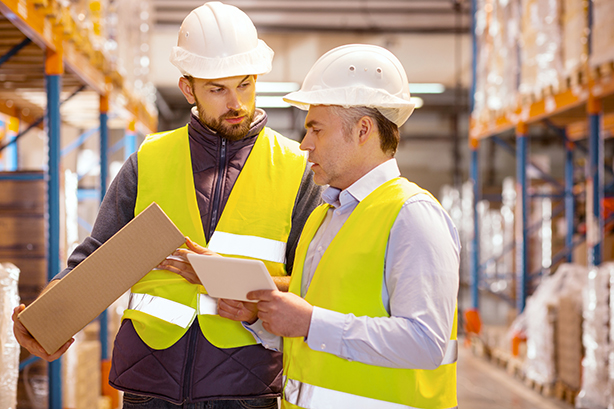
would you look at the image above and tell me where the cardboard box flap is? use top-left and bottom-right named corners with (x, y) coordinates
top-left (18, 202), bottom-right (185, 355)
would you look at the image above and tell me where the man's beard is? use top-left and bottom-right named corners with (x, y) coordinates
top-left (194, 97), bottom-right (256, 141)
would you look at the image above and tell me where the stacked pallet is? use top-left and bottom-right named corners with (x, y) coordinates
top-left (0, 172), bottom-right (47, 306)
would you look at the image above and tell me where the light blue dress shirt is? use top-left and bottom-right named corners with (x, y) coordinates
top-left (248, 159), bottom-right (460, 370)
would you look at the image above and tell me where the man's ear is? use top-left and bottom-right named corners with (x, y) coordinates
top-left (356, 116), bottom-right (375, 146)
top-left (178, 77), bottom-right (196, 105)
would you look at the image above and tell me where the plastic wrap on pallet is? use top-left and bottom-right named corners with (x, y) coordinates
top-left (63, 327), bottom-right (101, 409)
top-left (519, 0), bottom-right (564, 96)
top-left (523, 263), bottom-right (587, 386)
top-left (576, 264), bottom-right (610, 409)
top-left (590, 0), bottom-right (614, 68)
top-left (608, 264), bottom-right (614, 408)
top-left (562, 0), bottom-right (587, 76)
top-left (0, 263), bottom-right (21, 409)
top-left (473, 0), bottom-right (520, 119)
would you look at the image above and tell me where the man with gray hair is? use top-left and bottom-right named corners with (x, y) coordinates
top-left (221, 44), bottom-right (460, 409)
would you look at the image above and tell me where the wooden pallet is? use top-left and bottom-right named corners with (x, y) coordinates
top-left (554, 381), bottom-right (579, 406)
top-left (524, 377), bottom-right (554, 398)
top-left (592, 61), bottom-right (614, 82)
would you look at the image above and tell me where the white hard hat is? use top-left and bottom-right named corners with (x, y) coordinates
top-left (283, 44), bottom-right (415, 127)
top-left (169, 1), bottom-right (274, 79)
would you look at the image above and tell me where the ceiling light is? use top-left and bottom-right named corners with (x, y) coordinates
top-left (256, 96), bottom-right (291, 108)
top-left (256, 82), bottom-right (300, 94)
top-left (410, 97), bottom-right (424, 109)
top-left (409, 83), bottom-right (445, 94)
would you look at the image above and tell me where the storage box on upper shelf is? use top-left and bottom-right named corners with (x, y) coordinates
top-left (590, 0), bottom-right (614, 69)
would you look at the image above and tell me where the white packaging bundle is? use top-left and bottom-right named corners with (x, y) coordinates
top-left (608, 263), bottom-right (614, 408)
top-left (576, 264), bottom-right (610, 409)
top-left (524, 263), bottom-right (587, 385)
top-left (519, 0), bottom-right (564, 96)
top-left (590, 0), bottom-right (614, 68)
top-left (0, 263), bottom-right (21, 409)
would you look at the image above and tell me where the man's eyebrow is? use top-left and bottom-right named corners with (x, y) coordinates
top-left (204, 75), bottom-right (251, 88)
top-left (305, 119), bottom-right (322, 129)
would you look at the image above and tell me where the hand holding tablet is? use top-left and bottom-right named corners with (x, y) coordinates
top-left (186, 253), bottom-right (277, 302)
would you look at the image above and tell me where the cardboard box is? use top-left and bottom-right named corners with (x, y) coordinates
top-left (0, 172), bottom-right (46, 214)
top-left (18, 203), bottom-right (184, 355)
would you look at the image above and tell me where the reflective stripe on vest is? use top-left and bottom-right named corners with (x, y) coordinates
top-left (199, 293), bottom-right (218, 315)
top-left (208, 231), bottom-right (286, 264)
top-left (284, 378), bottom-right (458, 409)
top-left (129, 293), bottom-right (196, 329)
top-left (128, 293), bottom-right (221, 326)
top-left (442, 340), bottom-right (458, 365)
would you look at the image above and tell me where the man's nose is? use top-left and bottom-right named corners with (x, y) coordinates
top-left (226, 91), bottom-right (242, 111)
top-left (299, 134), bottom-right (312, 151)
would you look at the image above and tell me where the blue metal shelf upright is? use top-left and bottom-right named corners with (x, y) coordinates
top-left (0, 1), bottom-right (157, 408)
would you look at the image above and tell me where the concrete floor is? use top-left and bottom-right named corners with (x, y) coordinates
top-left (458, 341), bottom-right (574, 409)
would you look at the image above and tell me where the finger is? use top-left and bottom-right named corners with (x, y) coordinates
top-left (219, 298), bottom-right (242, 308)
top-left (186, 237), bottom-right (207, 254)
top-left (247, 289), bottom-right (275, 301)
top-left (46, 338), bottom-right (75, 362)
top-left (12, 304), bottom-right (25, 322)
top-left (218, 299), bottom-right (240, 314)
top-left (158, 257), bottom-right (190, 269)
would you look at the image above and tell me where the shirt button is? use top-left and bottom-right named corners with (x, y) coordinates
top-left (320, 343), bottom-right (326, 350)
top-left (257, 330), bottom-right (263, 335)
top-left (317, 246), bottom-right (322, 252)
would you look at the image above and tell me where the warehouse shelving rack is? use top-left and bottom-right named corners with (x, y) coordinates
top-left (468, 0), bottom-right (614, 317)
top-left (0, 1), bottom-right (156, 408)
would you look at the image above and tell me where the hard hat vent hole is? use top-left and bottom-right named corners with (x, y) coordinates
top-left (376, 67), bottom-right (383, 78)
top-left (349, 65), bottom-right (355, 71)
top-left (185, 32), bottom-right (189, 37)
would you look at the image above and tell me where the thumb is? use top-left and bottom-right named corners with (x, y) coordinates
top-left (247, 290), bottom-right (274, 301)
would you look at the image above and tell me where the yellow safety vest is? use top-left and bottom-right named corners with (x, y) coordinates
top-left (283, 178), bottom-right (458, 409)
top-left (122, 125), bottom-right (307, 350)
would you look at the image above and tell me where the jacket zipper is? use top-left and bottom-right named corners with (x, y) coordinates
top-left (209, 137), bottom-right (227, 239)
top-left (182, 324), bottom-right (198, 402)
top-left (184, 137), bottom-right (226, 401)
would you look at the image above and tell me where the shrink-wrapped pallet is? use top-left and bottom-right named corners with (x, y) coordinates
top-left (576, 264), bottom-right (610, 409)
top-left (609, 264), bottom-right (614, 408)
top-left (523, 264), bottom-right (586, 386)
top-left (562, 0), bottom-right (587, 77)
top-left (590, 0), bottom-right (614, 68)
top-left (0, 263), bottom-right (21, 409)
top-left (473, 0), bottom-right (520, 118)
top-left (519, 0), bottom-right (564, 97)
top-left (63, 334), bottom-right (102, 409)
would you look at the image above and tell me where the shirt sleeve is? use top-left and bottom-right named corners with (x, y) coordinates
top-left (306, 194), bottom-right (460, 369)
top-left (243, 320), bottom-right (283, 352)
top-left (54, 153), bottom-right (139, 280)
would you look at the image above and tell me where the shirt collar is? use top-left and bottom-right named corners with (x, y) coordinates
top-left (321, 158), bottom-right (401, 208)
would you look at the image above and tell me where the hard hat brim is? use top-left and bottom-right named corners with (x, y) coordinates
top-left (170, 39), bottom-right (274, 79)
top-left (283, 86), bottom-right (415, 127)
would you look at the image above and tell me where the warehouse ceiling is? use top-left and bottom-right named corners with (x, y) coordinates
top-left (150, 0), bottom-right (473, 133)
top-left (151, 0), bottom-right (471, 34)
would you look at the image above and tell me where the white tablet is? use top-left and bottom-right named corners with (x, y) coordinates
top-left (186, 253), bottom-right (277, 302)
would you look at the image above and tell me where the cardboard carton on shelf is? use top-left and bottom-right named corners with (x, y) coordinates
top-left (18, 203), bottom-right (185, 355)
